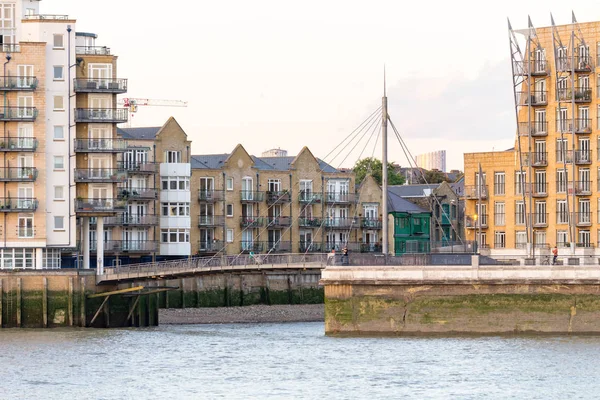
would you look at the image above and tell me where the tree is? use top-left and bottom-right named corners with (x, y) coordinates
top-left (353, 157), bottom-right (405, 186)
top-left (418, 169), bottom-right (452, 184)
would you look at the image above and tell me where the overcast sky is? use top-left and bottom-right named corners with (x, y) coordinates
top-left (45, 0), bottom-right (600, 171)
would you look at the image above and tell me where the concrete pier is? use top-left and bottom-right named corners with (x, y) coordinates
top-left (321, 264), bottom-right (600, 335)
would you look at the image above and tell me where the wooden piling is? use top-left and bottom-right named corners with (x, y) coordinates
top-left (42, 277), bottom-right (48, 328)
top-left (16, 278), bottom-right (21, 327)
top-left (80, 277), bottom-right (86, 327)
top-left (68, 277), bottom-right (73, 326)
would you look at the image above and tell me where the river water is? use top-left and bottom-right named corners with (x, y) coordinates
top-left (1, 322), bottom-right (599, 399)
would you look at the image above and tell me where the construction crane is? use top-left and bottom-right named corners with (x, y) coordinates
top-left (117, 97), bottom-right (188, 127)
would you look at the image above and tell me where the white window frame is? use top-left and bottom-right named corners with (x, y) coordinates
top-left (54, 216), bottom-right (65, 231)
top-left (226, 229), bottom-right (234, 243)
top-left (53, 156), bottom-right (64, 170)
top-left (226, 204), bottom-right (233, 217)
top-left (54, 186), bottom-right (64, 200)
top-left (53, 125), bottom-right (65, 140)
top-left (53, 34), bottom-right (64, 49)
top-left (53, 95), bottom-right (64, 111)
top-left (164, 150), bottom-right (181, 163)
top-left (53, 65), bottom-right (64, 81)
top-left (226, 177), bottom-right (233, 191)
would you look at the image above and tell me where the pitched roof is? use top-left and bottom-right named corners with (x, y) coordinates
top-left (191, 152), bottom-right (339, 172)
top-left (388, 184), bottom-right (439, 198)
top-left (117, 126), bottom-right (161, 140)
top-left (191, 154), bottom-right (229, 169)
top-left (387, 188), bottom-right (429, 213)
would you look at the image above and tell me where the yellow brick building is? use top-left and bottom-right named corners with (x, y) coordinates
top-left (464, 17), bottom-right (600, 256)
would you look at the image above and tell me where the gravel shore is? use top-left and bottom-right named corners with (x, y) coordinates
top-left (159, 304), bottom-right (325, 324)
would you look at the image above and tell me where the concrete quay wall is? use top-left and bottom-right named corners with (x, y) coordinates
top-left (321, 265), bottom-right (600, 335)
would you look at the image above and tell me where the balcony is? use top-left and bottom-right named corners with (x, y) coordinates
top-left (574, 212), bottom-right (592, 227)
top-left (90, 240), bottom-right (158, 253)
top-left (360, 243), bottom-right (383, 253)
top-left (531, 213), bottom-right (548, 228)
top-left (73, 78), bottom-right (127, 94)
top-left (555, 150), bottom-right (573, 164)
top-left (298, 217), bottom-right (322, 228)
top-left (120, 162), bottom-right (158, 174)
top-left (0, 167), bottom-right (37, 181)
top-left (323, 192), bottom-right (358, 204)
top-left (75, 198), bottom-right (126, 213)
top-left (0, 137), bottom-right (37, 152)
top-left (116, 187), bottom-right (158, 200)
top-left (360, 218), bottom-right (382, 229)
top-left (574, 150), bottom-right (592, 165)
top-left (266, 190), bottom-right (291, 204)
top-left (0, 76), bottom-right (37, 91)
top-left (531, 183), bottom-right (548, 198)
top-left (198, 215), bottom-right (225, 227)
top-left (574, 88), bottom-right (592, 103)
top-left (518, 121), bottom-right (547, 137)
top-left (0, 198), bottom-right (38, 212)
top-left (240, 216), bottom-right (265, 228)
top-left (299, 242), bottom-right (324, 253)
top-left (524, 152), bottom-right (547, 167)
top-left (75, 108), bottom-right (128, 123)
top-left (198, 190), bottom-right (224, 202)
top-left (266, 216), bottom-right (291, 228)
top-left (555, 120), bottom-right (574, 134)
top-left (103, 214), bottom-right (158, 226)
top-left (74, 138), bottom-right (127, 153)
top-left (572, 181), bottom-right (592, 196)
top-left (465, 215), bottom-right (488, 229)
top-left (575, 56), bottom-right (594, 72)
top-left (240, 191), bottom-right (264, 203)
top-left (198, 240), bottom-right (223, 253)
top-left (76, 46), bottom-right (110, 55)
top-left (74, 168), bottom-right (127, 183)
top-left (240, 242), bottom-right (264, 253)
top-left (0, 107), bottom-right (37, 122)
top-left (254, 241), bottom-right (292, 253)
top-left (464, 185), bottom-right (488, 199)
top-left (324, 217), bottom-right (360, 229)
top-left (520, 90), bottom-right (547, 106)
top-left (575, 118), bottom-right (592, 134)
top-left (512, 59), bottom-right (549, 76)
top-left (299, 192), bottom-right (322, 204)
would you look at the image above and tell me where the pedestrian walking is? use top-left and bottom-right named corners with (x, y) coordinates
top-left (342, 246), bottom-right (349, 265)
top-left (552, 245), bottom-right (558, 265)
top-left (327, 248), bottom-right (336, 265)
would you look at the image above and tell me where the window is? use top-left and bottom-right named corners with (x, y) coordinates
top-left (18, 214), bottom-right (34, 238)
top-left (494, 172), bottom-right (505, 195)
top-left (515, 171), bottom-right (526, 195)
top-left (53, 125), bottom-right (64, 140)
top-left (556, 169), bottom-right (567, 193)
top-left (54, 216), bottom-right (64, 230)
top-left (515, 231), bottom-right (527, 249)
top-left (160, 202), bottom-right (190, 217)
top-left (494, 202), bottom-right (505, 226)
top-left (160, 176), bottom-right (190, 191)
top-left (160, 228), bottom-right (190, 243)
top-left (226, 204), bottom-right (233, 217)
top-left (226, 177), bottom-right (233, 191)
top-left (53, 96), bottom-right (64, 111)
top-left (535, 201), bottom-right (547, 225)
top-left (53, 34), bottom-right (64, 49)
top-left (557, 231), bottom-right (568, 248)
top-left (54, 186), bottom-right (64, 200)
top-left (42, 249), bottom-right (61, 269)
top-left (494, 231), bottom-right (506, 249)
top-left (534, 231), bottom-right (547, 248)
top-left (53, 156), bottom-right (64, 170)
top-left (534, 170), bottom-right (546, 195)
top-left (578, 230), bottom-right (591, 247)
top-left (226, 229), bottom-right (234, 243)
top-left (268, 179), bottom-right (281, 192)
top-left (53, 66), bottom-right (64, 80)
top-left (164, 150), bottom-right (181, 163)
top-left (515, 201), bottom-right (525, 225)
top-left (558, 200), bottom-right (569, 224)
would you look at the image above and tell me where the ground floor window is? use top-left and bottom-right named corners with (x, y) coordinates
top-left (43, 249), bottom-right (61, 269)
top-left (0, 248), bottom-right (35, 269)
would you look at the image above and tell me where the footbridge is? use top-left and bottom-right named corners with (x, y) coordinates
top-left (96, 253), bottom-right (329, 284)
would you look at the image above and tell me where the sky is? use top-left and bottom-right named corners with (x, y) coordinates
top-left (43, 0), bottom-right (600, 171)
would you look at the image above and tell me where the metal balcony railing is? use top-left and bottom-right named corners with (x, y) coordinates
top-left (23, 14), bottom-right (69, 20)
top-left (555, 212), bottom-right (570, 225)
top-left (518, 121), bottom-right (548, 137)
top-left (198, 215), bottom-right (225, 226)
top-left (198, 240), bottom-right (223, 253)
top-left (519, 90), bottom-right (547, 106)
top-left (557, 87), bottom-right (592, 102)
top-left (240, 191), bottom-right (264, 202)
top-left (531, 213), bottom-right (548, 227)
top-left (298, 217), bottom-right (322, 228)
top-left (298, 192), bottom-right (322, 203)
top-left (75, 198), bottom-right (126, 213)
top-left (0, 198), bottom-right (37, 212)
top-left (512, 59), bottom-right (549, 76)
top-left (573, 211), bottom-right (592, 226)
top-left (572, 181), bottom-right (592, 195)
top-left (74, 138), bottom-right (127, 152)
top-left (89, 240), bottom-right (158, 253)
top-left (574, 150), bottom-right (592, 164)
top-left (252, 241), bottom-right (292, 253)
top-left (0, 107), bottom-right (37, 121)
top-left (73, 78), bottom-right (127, 93)
top-left (360, 218), bottom-right (382, 229)
top-left (76, 46), bottom-right (110, 55)
top-left (531, 183), bottom-right (548, 197)
top-left (0, 44), bottom-right (19, 53)
top-left (555, 149), bottom-right (573, 164)
top-left (17, 227), bottom-right (34, 238)
top-left (102, 214), bottom-right (158, 226)
top-left (266, 191), bottom-right (291, 204)
top-left (575, 118), bottom-right (592, 134)
top-left (240, 216), bottom-right (265, 227)
top-left (360, 243), bottom-right (383, 253)
top-left (198, 190), bottom-right (224, 202)
top-left (75, 108), bottom-right (128, 123)
top-left (0, 76), bottom-right (37, 90)
top-left (119, 162), bottom-right (158, 174)
top-left (575, 56), bottom-right (594, 72)
top-left (0, 167), bottom-right (37, 181)
top-left (240, 241), bottom-right (264, 253)
top-left (524, 152), bottom-right (547, 167)
top-left (464, 185), bottom-right (488, 199)
top-left (465, 215), bottom-right (488, 229)
top-left (324, 217), bottom-right (360, 229)
top-left (74, 168), bottom-right (127, 183)
top-left (266, 216), bottom-right (291, 227)
top-left (0, 137), bottom-right (37, 151)
top-left (323, 192), bottom-right (357, 204)
top-left (299, 242), bottom-right (324, 253)
top-left (116, 187), bottom-right (158, 200)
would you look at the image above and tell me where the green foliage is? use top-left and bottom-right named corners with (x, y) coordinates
top-left (418, 169), bottom-right (453, 184)
top-left (353, 157), bottom-right (405, 186)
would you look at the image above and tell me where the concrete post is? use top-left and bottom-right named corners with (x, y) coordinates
top-left (83, 217), bottom-right (90, 269)
top-left (97, 216), bottom-right (104, 275)
top-left (35, 248), bottom-right (43, 270)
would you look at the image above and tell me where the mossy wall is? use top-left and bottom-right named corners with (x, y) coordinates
top-left (325, 283), bottom-right (600, 335)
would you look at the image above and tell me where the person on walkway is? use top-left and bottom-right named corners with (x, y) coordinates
top-left (342, 247), bottom-right (349, 265)
top-left (552, 245), bottom-right (558, 265)
top-left (327, 248), bottom-right (336, 265)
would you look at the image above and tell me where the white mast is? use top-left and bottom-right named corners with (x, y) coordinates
top-left (382, 67), bottom-right (389, 255)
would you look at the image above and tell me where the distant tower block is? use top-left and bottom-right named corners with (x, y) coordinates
top-left (262, 148), bottom-right (288, 157)
top-left (415, 150), bottom-right (446, 172)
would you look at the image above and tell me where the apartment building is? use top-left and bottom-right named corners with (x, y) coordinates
top-left (415, 150), bottom-right (446, 172)
top-left (190, 145), bottom-right (384, 256)
top-left (464, 17), bottom-right (600, 256)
